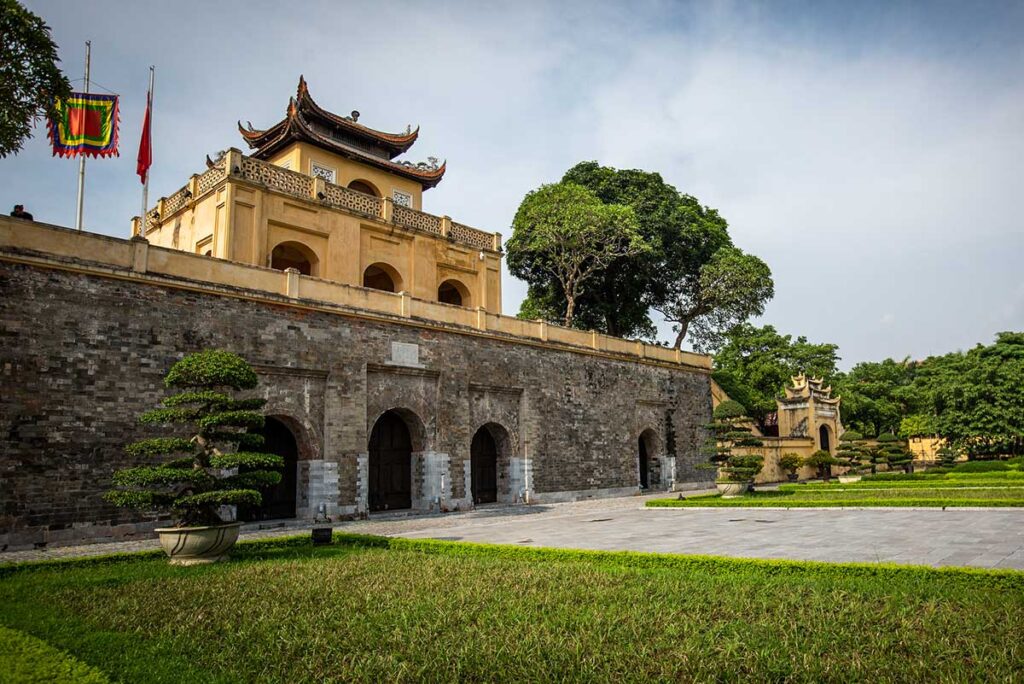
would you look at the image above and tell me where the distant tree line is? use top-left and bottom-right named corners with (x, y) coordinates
top-left (712, 326), bottom-right (1024, 460)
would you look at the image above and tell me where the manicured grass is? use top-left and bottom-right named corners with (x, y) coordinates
top-left (2, 534), bottom-right (1023, 682)
top-left (648, 468), bottom-right (1024, 508)
top-left (0, 624), bottom-right (109, 683)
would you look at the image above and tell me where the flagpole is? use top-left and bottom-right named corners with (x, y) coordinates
top-left (74, 41), bottom-right (91, 232)
top-left (140, 66), bottom-right (154, 237)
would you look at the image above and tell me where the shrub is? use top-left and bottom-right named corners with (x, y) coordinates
top-left (876, 433), bottom-right (913, 473)
top-left (804, 450), bottom-right (839, 481)
top-left (105, 350), bottom-right (284, 526)
top-left (953, 461), bottom-right (1010, 473)
top-left (702, 401), bottom-right (764, 483)
top-left (837, 430), bottom-right (869, 475)
top-left (779, 453), bottom-right (802, 475)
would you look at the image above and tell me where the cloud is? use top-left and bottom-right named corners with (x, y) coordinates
top-left (5, 0), bottom-right (1022, 368)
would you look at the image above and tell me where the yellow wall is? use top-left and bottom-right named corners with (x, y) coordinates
top-left (0, 217), bottom-right (713, 374)
top-left (270, 142), bottom-right (425, 210)
top-left (144, 149), bottom-right (502, 314)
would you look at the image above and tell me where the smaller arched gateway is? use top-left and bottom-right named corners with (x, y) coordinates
top-left (239, 416), bottom-right (300, 521)
top-left (638, 428), bottom-right (660, 490)
top-left (469, 423), bottom-right (513, 505)
top-left (819, 424), bottom-right (832, 453)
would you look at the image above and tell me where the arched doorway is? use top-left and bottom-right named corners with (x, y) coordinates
top-left (348, 179), bottom-right (380, 196)
top-left (369, 410), bottom-right (413, 511)
top-left (471, 427), bottom-right (498, 504)
top-left (270, 241), bottom-right (318, 276)
top-left (639, 429), bottom-right (663, 489)
top-left (437, 279), bottom-right (471, 307)
top-left (638, 435), bottom-right (649, 489)
top-left (819, 425), bottom-right (831, 453)
top-left (363, 263), bottom-right (402, 293)
top-left (239, 416), bottom-right (298, 521)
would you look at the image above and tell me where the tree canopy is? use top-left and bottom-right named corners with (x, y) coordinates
top-left (505, 182), bottom-right (646, 327)
top-left (711, 323), bottom-right (840, 429)
top-left (0, 0), bottom-right (71, 158)
top-left (509, 162), bottom-right (771, 347)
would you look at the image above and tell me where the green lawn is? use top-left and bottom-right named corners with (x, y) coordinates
top-left (2, 535), bottom-right (1023, 682)
top-left (649, 467), bottom-right (1024, 508)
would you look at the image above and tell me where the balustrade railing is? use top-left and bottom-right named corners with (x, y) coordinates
top-left (143, 151), bottom-right (500, 252)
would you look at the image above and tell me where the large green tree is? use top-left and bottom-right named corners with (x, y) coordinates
top-left (0, 0), bottom-right (70, 158)
top-left (515, 162), bottom-right (756, 342)
top-left (505, 182), bottom-right (646, 327)
top-left (924, 332), bottom-right (1024, 457)
top-left (712, 323), bottom-right (840, 429)
top-left (832, 358), bottom-right (924, 437)
top-left (654, 246), bottom-right (774, 351)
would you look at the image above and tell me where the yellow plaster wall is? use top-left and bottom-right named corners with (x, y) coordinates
top-left (288, 142), bottom-right (424, 210)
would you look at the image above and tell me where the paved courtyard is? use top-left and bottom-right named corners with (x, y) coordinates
top-left (3, 494), bottom-right (1023, 569)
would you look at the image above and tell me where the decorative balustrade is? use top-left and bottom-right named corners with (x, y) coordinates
top-left (161, 186), bottom-right (192, 217)
top-left (393, 204), bottom-right (442, 236)
top-left (450, 221), bottom-right (495, 251)
top-left (144, 151), bottom-right (500, 252)
top-left (322, 182), bottom-right (382, 218)
top-left (196, 163), bottom-right (225, 195)
top-left (238, 156), bottom-right (314, 197)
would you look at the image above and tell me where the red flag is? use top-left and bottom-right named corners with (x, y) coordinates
top-left (136, 92), bottom-right (152, 184)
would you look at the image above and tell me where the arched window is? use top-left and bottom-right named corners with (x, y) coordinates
top-left (819, 425), bottom-right (831, 453)
top-left (437, 279), bottom-right (471, 307)
top-left (363, 263), bottom-right (403, 292)
top-left (270, 241), bottom-right (319, 277)
top-left (348, 179), bottom-right (380, 197)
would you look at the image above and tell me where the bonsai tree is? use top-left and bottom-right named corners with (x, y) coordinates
top-left (105, 350), bottom-right (284, 527)
top-left (702, 400), bottom-right (765, 484)
top-left (877, 433), bottom-right (913, 474)
top-left (836, 430), bottom-right (869, 476)
top-left (804, 449), bottom-right (839, 482)
top-left (778, 453), bottom-right (802, 481)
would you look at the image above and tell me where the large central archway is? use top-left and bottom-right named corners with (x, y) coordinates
top-left (368, 410), bottom-right (413, 511)
top-left (239, 416), bottom-right (298, 521)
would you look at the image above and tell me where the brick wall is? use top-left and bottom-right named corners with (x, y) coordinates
top-left (0, 259), bottom-right (712, 549)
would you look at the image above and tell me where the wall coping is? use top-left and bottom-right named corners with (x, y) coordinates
top-left (0, 217), bottom-right (712, 373)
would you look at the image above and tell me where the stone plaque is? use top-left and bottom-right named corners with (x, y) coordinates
top-left (390, 341), bottom-right (421, 367)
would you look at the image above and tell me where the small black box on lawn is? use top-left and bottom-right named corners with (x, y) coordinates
top-left (311, 527), bottom-right (333, 545)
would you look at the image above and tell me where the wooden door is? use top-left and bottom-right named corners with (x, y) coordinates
top-left (369, 411), bottom-right (412, 511)
top-left (471, 428), bottom-right (498, 504)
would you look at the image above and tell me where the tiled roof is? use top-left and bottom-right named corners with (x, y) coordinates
top-left (238, 76), bottom-right (445, 189)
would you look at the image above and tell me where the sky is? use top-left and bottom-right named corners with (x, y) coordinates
top-left (4, 0), bottom-right (1023, 368)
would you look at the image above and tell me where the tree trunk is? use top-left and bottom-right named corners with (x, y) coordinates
top-left (672, 319), bottom-right (690, 350)
top-left (564, 296), bottom-right (576, 327)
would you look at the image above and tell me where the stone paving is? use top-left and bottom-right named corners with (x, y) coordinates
top-left (3, 493), bottom-right (1023, 569)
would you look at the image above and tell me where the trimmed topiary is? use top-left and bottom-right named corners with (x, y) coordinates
top-left (105, 350), bottom-right (283, 526)
top-left (804, 449), bottom-right (839, 482)
top-left (877, 433), bottom-right (913, 474)
top-left (779, 452), bottom-right (802, 475)
top-left (702, 401), bottom-right (764, 483)
top-left (837, 430), bottom-right (869, 475)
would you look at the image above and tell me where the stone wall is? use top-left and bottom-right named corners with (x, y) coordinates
top-left (0, 255), bottom-right (712, 550)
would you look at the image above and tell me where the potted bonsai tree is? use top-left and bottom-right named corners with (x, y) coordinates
top-left (877, 433), bottom-right (913, 473)
top-left (836, 430), bottom-right (868, 483)
top-left (105, 349), bottom-right (284, 565)
top-left (703, 400), bottom-right (765, 497)
top-left (804, 449), bottom-right (839, 482)
top-left (779, 453), bottom-right (802, 482)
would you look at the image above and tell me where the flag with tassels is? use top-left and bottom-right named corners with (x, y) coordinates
top-left (48, 92), bottom-right (120, 158)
